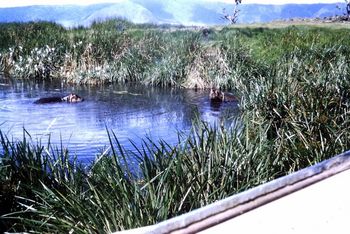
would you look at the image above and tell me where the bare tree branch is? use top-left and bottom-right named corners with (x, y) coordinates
top-left (222, 0), bottom-right (242, 24)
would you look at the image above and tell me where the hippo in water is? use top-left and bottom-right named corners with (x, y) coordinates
top-left (209, 88), bottom-right (237, 103)
top-left (34, 93), bottom-right (84, 104)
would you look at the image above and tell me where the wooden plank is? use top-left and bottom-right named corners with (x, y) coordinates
top-left (201, 169), bottom-right (350, 234)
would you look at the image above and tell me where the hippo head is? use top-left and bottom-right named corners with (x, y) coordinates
top-left (62, 93), bottom-right (84, 103)
top-left (209, 88), bottom-right (223, 102)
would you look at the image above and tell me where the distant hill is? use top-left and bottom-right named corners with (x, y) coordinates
top-left (0, 1), bottom-right (346, 27)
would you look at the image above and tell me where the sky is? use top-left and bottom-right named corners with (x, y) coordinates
top-left (0, 0), bottom-right (342, 8)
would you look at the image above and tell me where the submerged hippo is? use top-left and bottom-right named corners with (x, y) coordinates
top-left (34, 93), bottom-right (84, 104)
top-left (209, 88), bottom-right (237, 103)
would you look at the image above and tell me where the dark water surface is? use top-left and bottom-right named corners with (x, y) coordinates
top-left (0, 79), bottom-right (238, 163)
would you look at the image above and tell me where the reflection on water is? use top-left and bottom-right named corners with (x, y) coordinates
top-left (0, 79), bottom-right (239, 163)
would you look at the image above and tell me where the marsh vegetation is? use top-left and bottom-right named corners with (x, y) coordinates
top-left (1, 19), bottom-right (350, 232)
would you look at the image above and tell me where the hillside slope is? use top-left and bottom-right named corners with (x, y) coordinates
top-left (0, 1), bottom-right (345, 27)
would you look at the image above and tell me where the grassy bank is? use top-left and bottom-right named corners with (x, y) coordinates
top-left (1, 20), bottom-right (350, 232)
top-left (1, 19), bottom-right (350, 88)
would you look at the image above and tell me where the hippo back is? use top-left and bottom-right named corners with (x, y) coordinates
top-left (223, 92), bottom-right (237, 102)
top-left (34, 93), bottom-right (84, 104)
top-left (34, 97), bottom-right (63, 104)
